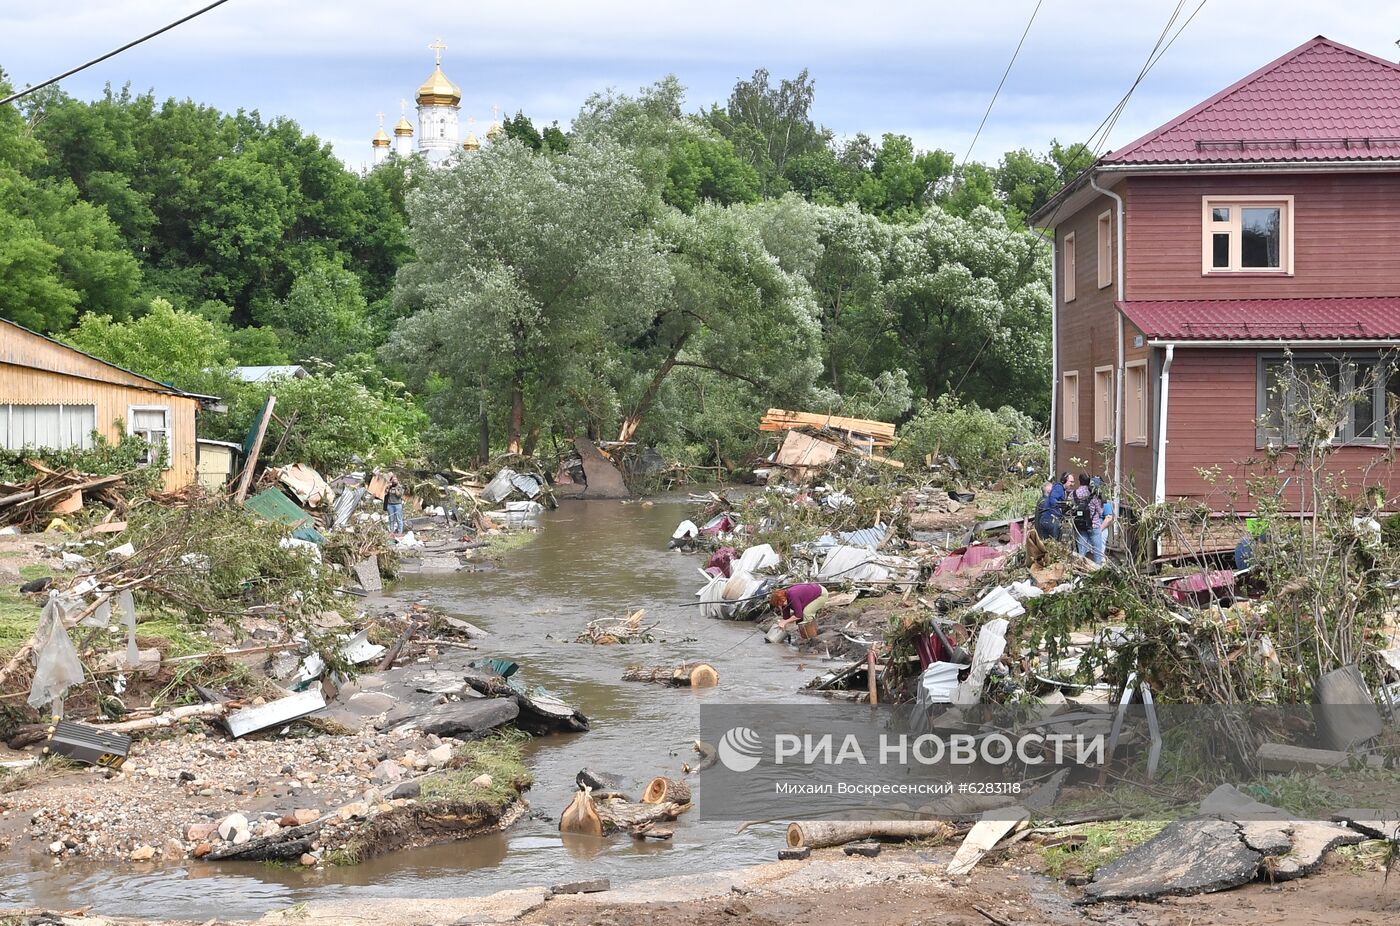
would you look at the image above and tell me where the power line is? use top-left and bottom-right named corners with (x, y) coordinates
top-left (959, 0), bottom-right (1045, 169)
top-left (0, 0), bottom-right (236, 107)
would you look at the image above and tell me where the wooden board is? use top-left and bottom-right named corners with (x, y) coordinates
top-left (760, 408), bottom-right (896, 445)
top-left (946, 807), bottom-right (1029, 876)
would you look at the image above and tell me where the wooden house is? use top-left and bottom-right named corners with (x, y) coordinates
top-left (0, 318), bottom-right (216, 490)
top-left (1032, 36), bottom-right (1400, 529)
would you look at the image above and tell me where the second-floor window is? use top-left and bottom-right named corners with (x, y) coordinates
top-left (1202, 196), bottom-right (1293, 274)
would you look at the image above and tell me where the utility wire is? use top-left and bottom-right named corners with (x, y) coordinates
top-left (959, 0), bottom-right (1045, 169)
top-left (949, 0), bottom-right (1209, 397)
top-left (0, 0), bottom-right (235, 107)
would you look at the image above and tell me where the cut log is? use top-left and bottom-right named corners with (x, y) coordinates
top-left (785, 819), bottom-right (955, 850)
top-left (94, 702), bottom-right (227, 734)
top-left (560, 788), bottom-right (604, 837)
top-left (621, 662), bottom-right (719, 688)
top-left (642, 776), bottom-right (691, 805)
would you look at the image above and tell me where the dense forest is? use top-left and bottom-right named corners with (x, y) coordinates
top-left (0, 66), bottom-right (1089, 471)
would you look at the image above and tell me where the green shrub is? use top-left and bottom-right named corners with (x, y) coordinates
top-left (895, 395), bottom-right (1043, 482)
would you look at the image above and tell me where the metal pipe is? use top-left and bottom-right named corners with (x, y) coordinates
top-left (1033, 227), bottom-right (1059, 475)
top-left (1090, 174), bottom-right (1126, 531)
top-left (1155, 344), bottom-right (1175, 504)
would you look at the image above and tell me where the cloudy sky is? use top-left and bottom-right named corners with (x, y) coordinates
top-left (1, 1), bottom-right (1396, 169)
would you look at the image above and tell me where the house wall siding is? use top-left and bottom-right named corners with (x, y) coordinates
top-left (1163, 347), bottom-right (1395, 508)
top-left (0, 365), bottom-right (198, 490)
top-left (1055, 186), bottom-right (1127, 480)
top-left (1125, 172), bottom-right (1400, 300)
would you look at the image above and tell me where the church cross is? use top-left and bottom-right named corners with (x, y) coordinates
top-left (429, 38), bottom-right (447, 64)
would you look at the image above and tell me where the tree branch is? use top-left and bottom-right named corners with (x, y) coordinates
top-left (672, 360), bottom-right (765, 389)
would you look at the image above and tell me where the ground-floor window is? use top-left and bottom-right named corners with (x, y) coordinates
top-left (1257, 352), bottom-right (1397, 446)
top-left (128, 405), bottom-right (171, 467)
top-left (0, 404), bottom-right (96, 451)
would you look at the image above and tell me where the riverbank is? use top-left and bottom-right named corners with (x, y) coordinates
top-left (7, 842), bottom-right (1395, 925)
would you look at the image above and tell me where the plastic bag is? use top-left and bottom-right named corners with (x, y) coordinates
top-left (28, 593), bottom-right (85, 711)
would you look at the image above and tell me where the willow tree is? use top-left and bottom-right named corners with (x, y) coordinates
top-left (390, 138), bottom-right (668, 456)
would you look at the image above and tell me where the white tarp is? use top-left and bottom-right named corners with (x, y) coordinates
top-left (818, 545), bottom-right (917, 585)
top-left (953, 618), bottom-right (1009, 706)
top-left (736, 543), bottom-right (779, 574)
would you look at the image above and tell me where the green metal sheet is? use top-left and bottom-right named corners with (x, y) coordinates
top-left (244, 487), bottom-right (324, 544)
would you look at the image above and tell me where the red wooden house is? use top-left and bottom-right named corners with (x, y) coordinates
top-left (1032, 36), bottom-right (1400, 531)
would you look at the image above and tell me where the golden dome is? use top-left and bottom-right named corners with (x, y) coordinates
top-left (485, 119), bottom-right (504, 141)
top-left (394, 115), bottom-right (413, 137)
top-left (462, 132), bottom-right (480, 151)
top-left (372, 127), bottom-right (391, 147)
top-left (416, 65), bottom-right (461, 106)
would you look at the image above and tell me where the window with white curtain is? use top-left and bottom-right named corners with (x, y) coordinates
top-left (128, 406), bottom-right (171, 467)
top-left (0, 405), bottom-right (96, 451)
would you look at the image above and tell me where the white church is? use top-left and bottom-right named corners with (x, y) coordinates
top-left (371, 39), bottom-right (503, 166)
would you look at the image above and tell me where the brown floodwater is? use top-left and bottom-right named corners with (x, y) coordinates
top-left (0, 497), bottom-right (817, 919)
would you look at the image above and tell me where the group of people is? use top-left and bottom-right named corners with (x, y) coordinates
top-left (1034, 471), bottom-right (1115, 564)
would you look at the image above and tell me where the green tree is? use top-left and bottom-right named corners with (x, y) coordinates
top-left (995, 140), bottom-right (1094, 225)
top-left (390, 138), bottom-right (669, 456)
top-left (707, 68), bottom-right (828, 196)
top-left (502, 111), bottom-right (544, 150)
top-left (258, 257), bottom-right (373, 363)
top-left (64, 298), bottom-right (235, 395)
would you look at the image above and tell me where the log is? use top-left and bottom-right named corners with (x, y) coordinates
top-left (642, 776), bottom-right (691, 805)
top-left (560, 787), bottom-right (690, 836)
top-left (94, 702), bottom-right (227, 733)
top-left (785, 820), bottom-right (955, 850)
top-left (621, 662), bottom-right (719, 688)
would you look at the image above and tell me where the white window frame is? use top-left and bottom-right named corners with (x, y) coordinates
top-left (1063, 232), bottom-right (1077, 302)
top-left (127, 405), bottom-right (172, 469)
top-left (1201, 195), bottom-right (1294, 275)
top-left (1097, 210), bottom-right (1113, 289)
top-left (1124, 360), bottom-right (1149, 445)
top-left (1093, 366), bottom-right (1114, 443)
top-left (1062, 371), bottom-right (1080, 442)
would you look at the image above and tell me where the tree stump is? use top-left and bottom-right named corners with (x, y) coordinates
top-left (559, 786), bottom-right (690, 836)
top-left (642, 776), bottom-right (691, 805)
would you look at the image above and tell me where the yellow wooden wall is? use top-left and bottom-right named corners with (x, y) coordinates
top-left (0, 364), bottom-right (199, 490)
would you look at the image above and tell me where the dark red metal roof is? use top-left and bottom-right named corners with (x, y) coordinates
top-left (1105, 37), bottom-right (1400, 165)
top-left (1117, 297), bottom-right (1400, 341)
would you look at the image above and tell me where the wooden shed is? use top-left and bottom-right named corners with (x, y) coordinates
top-left (0, 318), bottom-right (215, 490)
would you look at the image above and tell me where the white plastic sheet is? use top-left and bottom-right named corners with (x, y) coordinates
top-left (28, 594), bottom-right (84, 710)
top-left (736, 543), bottom-right (779, 574)
top-left (672, 519), bottom-right (699, 541)
top-left (953, 618), bottom-right (1009, 706)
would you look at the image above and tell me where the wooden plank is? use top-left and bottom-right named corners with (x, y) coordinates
top-left (1256, 742), bottom-right (1386, 773)
top-left (760, 408), bottom-right (896, 442)
top-left (233, 395), bottom-right (276, 504)
top-left (947, 807), bottom-right (1029, 876)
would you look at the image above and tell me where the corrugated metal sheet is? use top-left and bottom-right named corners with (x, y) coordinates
top-left (1118, 297), bottom-right (1400, 341)
top-left (1106, 37), bottom-right (1400, 165)
top-left (244, 487), bottom-right (324, 544)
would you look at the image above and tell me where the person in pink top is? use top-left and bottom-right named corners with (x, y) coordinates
top-left (705, 547), bottom-right (737, 578)
top-left (770, 583), bottom-right (829, 631)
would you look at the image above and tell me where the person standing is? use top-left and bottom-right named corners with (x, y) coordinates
top-left (384, 472), bottom-right (405, 535)
top-left (1071, 473), bottom-right (1106, 563)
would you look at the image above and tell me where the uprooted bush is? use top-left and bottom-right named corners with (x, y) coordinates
top-left (94, 496), bottom-right (354, 670)
top-left (895, 395), bottom-right (1045, 483)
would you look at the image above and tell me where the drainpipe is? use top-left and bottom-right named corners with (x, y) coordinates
top-left (1033, 227), bottom-right (1058, 476)
top-left (1090, 174), bottom-right (1125, 530)
top-left (1154, 344), bottom-right (1175, 504)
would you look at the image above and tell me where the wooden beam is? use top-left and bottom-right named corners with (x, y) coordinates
top-left (233, 395), bottom-right (276, 504)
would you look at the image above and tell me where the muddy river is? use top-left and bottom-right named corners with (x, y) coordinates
top-left (2, 496), bottom-right (818, 918)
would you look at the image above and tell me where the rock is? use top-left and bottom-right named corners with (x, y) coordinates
top-left (218, 813), bottom-right (249, 841)
top-left (162, 838), bottom-right (185, 861)
top-left (337, 802), bottom-right (369, 820)
top-left (427, 744), bottom-right (455, 767)
top-left (552, 878), bottom-right (610, 894)
top-left (387, 780), bottom-right (421, 800)
top-left (185, 823), bottom-right (217, 842)
top-left (256, 820), bottom-right (282, 838)
top-left (372, 760), bottom-right (407, 783)
top-left (843, 841), bottom-right (882, 857)
top-left (129, 845), bottom-right (156, 861)
top-left (48, 840), bottom-right (64, 856)
top-left (470, 773), bottom-right (493, 789)
top-left (292, 808), bottom-right (320, 825)
top-left (778, 847), bottom-right (811, 861)
top-left (232, 830), bottom-right (252, 845)
top-left (1081, 818), bottom-right (1261, 903)
top-left (299, 853), bottom-right (317, 866)
top-left (192, 842), bottom-right (213, 858)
